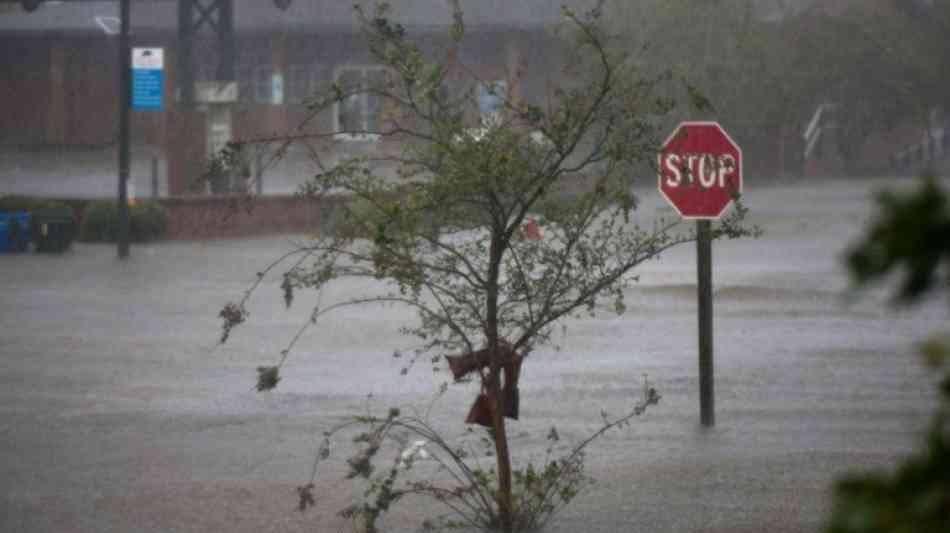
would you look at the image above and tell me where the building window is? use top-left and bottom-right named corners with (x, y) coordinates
top-left (478, 80), bottom-right (507, 127)
top-left (334, 66), bottom-right (385, 141)
top-left (254, 65), bottom-right (283, 104)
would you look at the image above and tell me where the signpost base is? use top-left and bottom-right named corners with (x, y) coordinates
top-left (697, 220), bottom-right (714, 427)
top-left (117, 0), bottom-right (130, 259)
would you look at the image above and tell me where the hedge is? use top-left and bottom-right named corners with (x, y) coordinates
top-left (0, 195), bottom-right (72, 213)
top-left (79, 200), bottom-right (169, 243)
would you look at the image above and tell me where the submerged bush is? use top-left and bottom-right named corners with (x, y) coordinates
top-left (79, 200), bottom-right (169, 243)
top-left (130, 201), bottom-right (170, 242)
top-left (0, 195), bottom-right (70, 213)
top-left (298, 383), bottom-right (660, 532)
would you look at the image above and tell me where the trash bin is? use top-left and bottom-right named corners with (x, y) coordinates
top-left (0, 220), bottom-right (9, 254)
top-left (31, 207), bottom-right (75, 253)
top-left (0, 212), bottom-right (30, 253)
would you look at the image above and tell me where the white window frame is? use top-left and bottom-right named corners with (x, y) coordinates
top-left (333, 65), bottom-right (386, 142)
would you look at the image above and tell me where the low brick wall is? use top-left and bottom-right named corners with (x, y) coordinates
top-left (36, 173), bottom-right (596, 241)
top-left (154, 174), bottom-right (603, 240)
top-left (158, 194), bottom-right (348, 240)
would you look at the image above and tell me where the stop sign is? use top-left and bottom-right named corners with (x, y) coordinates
top-left (658, 121), bottom-right (742, 219)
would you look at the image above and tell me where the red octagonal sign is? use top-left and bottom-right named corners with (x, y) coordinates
top-left (658, 121), bottom-right (743, 219)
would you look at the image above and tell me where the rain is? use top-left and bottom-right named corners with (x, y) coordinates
top-left (1, 1), bottom-right (948, 532)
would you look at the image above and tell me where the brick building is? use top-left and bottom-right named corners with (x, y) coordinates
top-left (1, 0), bottom-right (942, 194)
top-left (0, 0), bottom-right (582, 194)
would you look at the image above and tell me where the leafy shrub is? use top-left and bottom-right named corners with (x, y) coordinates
top-left (335, 195), bottom-right (437, 240)
top-left (0, 195), bottom-right (70, 213)
top-left (79, 201), bottom-right (118, 242)
top-left (79, 200), bottom-right (169, 243)
top-left (130, 201), bottom-right (170, 242)
top-left (298, 383), bottom-right (660, 532)
top-left (339, 196), bottom-right (378, 239)
top-left (535, 191), bottom-right (582, 221)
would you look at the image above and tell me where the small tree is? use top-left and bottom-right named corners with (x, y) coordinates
top-left (219, 3), bottom-right (749, 531)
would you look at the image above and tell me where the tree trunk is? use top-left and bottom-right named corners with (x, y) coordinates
top-left (489, 368), bottom-right (514, 532)
top-left (485, 231), bottom-right (514, 532)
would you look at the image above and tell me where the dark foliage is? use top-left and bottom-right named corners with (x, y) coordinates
top-left (846, 176), bottom-right (950, 304)
top-left (79, 200), bottom-right (169, 243)
top-left (829, 174), bottom-right (950, 533)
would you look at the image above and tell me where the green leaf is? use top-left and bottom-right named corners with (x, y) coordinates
top-left (255, 366), bottom-right (280, 392)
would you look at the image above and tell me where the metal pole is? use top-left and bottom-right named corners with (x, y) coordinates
top-left (255, 150), bottom-right (263, 195)
top-left (697, 219), bottom-right (714, 427)
top-left (177, 0), bottom-right (194, 108)
top-left (151, 154), bottom-right (159, 197)
top-left (117, 0), bottom-right (131, 259)
top-left (218, 0), bottom-right (235, 81)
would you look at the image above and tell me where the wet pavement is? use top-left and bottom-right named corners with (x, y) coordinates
top-left (0, 177), bottom-right (946, 532)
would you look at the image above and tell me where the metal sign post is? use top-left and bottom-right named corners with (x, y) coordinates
top-left (696, 219), bottom-right (714, 426)
top-left (117, 0), bottom-right (130, 259)
top-left (658, 121), bottom-right (743, 427)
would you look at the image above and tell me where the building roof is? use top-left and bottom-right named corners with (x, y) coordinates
top-left (0, 0), bottom-right (598, 35)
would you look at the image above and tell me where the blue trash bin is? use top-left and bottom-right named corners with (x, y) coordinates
top-left (0, 220), bottom-right (9, 253)
top-left (0, 212), bottom-right (30, 253)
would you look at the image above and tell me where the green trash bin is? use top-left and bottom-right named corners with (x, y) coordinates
top-left (31, 206), bottom-right (76, 253)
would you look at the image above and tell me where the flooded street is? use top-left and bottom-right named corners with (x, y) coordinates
top-left (1, 177), bottom-right (945, 532)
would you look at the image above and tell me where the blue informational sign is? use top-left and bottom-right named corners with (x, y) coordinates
top-left (132, 48), bottom-right (164, 111)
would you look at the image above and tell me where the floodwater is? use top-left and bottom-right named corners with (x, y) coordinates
top-left (0, 177), bottom-right (946, 532)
